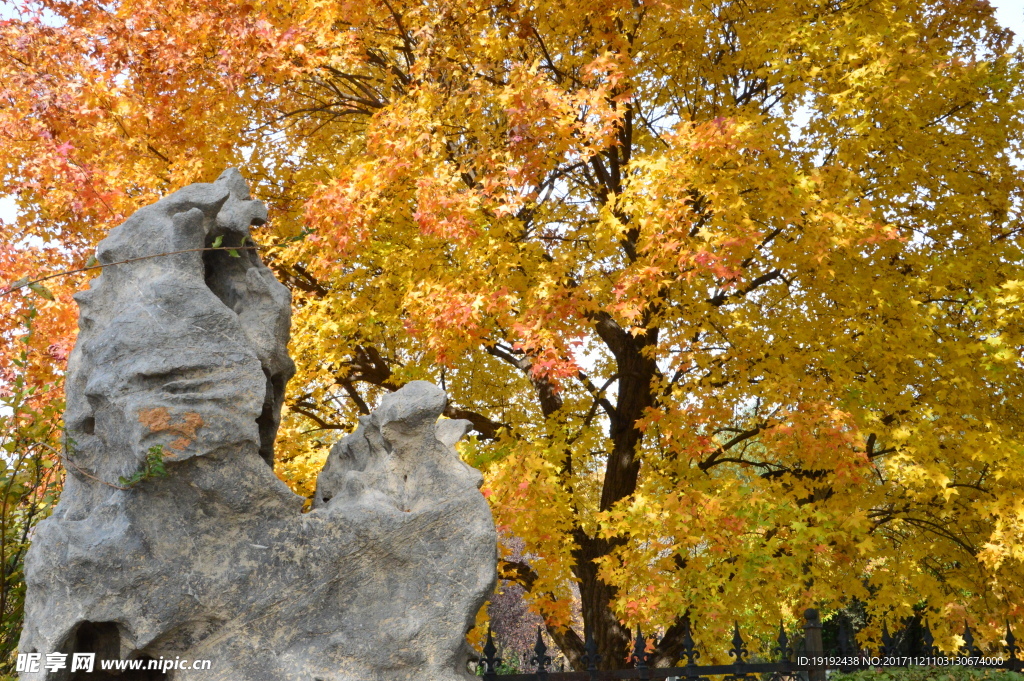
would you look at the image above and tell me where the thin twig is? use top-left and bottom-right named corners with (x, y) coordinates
top-left (60, 452), bottom-right (132, 491)
top-left (34, 440), bottom-right (133, 491)
top-left (1, 246), bottom-right (262, 298)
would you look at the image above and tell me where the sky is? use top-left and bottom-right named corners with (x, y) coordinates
top-left (0, 0), bottom-right (1022, 227)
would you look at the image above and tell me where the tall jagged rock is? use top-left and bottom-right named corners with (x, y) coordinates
top-left (19, 170), bottom-right (496, 681)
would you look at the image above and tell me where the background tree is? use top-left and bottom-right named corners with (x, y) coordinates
top-left (2, 0), bottom-right (1023, 670)
top-left (0, 311), bottom-right (62, 676)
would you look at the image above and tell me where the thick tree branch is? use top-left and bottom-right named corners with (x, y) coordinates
top-left (498, 559), bottom-right (538, 592)
top-left (576, 371), bottom-right (618, 429)
top-left (651, 616), bottom-right (692, 668)
top-left (498, 559), bottom-right (586, 667)
top-left (698, 425), bottom-right (764, 471)
top-left (485, 343), bottom-right (563, 417)
top-left (337, 380), bottom-right (371, 415)
top-left (288, 403), bottom-right (346, 431)
top-left (336, 346), bottom-right (510, 440)
top-left (707, 269), bottom-right (783, 307)
top-left (443, 406), bottom-right (510, 441)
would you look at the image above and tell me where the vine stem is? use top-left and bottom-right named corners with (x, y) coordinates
top-left (60, 452), bottom-right (133, 491)
top-left (36, 441), bottom-right (133, 491)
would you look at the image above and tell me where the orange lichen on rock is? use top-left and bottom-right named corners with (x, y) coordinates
top-left (138, 407), bottom-right (204, 451)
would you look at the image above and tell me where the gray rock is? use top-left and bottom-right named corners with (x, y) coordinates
top-left (19, 170), bottom-right (496, 681)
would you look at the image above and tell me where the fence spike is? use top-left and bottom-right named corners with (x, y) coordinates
top-left (581, 629), bottom-right (602, 673)
top-left (880, 621), bottom-right (894, 657)
top-left (478, 627), bottom-right (502, 679)
top-left (835, 615), bottom-right (857, 673)
top-left (921, 621), bottom-right (938, 658)
top-left (530, 626), bottom-right (551, 675)
top-left (775, 621), bottom-right (792, 661)
top-left (1006, 621), bottom-right (1020, 672)
top-left (632, 627), bottom-right (651, 669)
top-left (682, 619), bottom-right (700, 666)
top-left (633, 627), bottom-right (652, 680)
top-left (729, 622), bottom-right (749, 664)
top-left (962, 620), bottom-right (980, 658)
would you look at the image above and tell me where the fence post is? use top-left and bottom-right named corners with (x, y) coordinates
top-left (803, 608), bottom-right (825, 681)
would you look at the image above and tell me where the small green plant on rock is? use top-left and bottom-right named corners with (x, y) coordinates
top-left (117, 445), bottom-right (168, 489)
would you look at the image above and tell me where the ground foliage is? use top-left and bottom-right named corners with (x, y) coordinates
top-left (1, 0), bottom-right (1023, 670)
top-left (832, 670), bottom-right (1024, 681)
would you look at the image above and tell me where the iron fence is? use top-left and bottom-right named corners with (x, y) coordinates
top-left (476, 609), bottom-right (1022, 680)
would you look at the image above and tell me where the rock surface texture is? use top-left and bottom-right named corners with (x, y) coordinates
top-left (19, 170), bottom-right (496, 681)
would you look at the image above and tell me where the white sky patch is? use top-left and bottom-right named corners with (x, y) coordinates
top-left (0, 195), bottom-right (17, 225)
top-left (990, 0), bottom-right (1024, 48)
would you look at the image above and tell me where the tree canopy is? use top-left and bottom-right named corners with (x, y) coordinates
top-left (1, 0), bottom-right (1023, 669)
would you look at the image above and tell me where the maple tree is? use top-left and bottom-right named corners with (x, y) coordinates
top-left (2, 0), bottom-right (1024, 670)
top-left (0, 311), bottom-right (61, 679)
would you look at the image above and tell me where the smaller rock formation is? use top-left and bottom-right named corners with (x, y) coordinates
top-left (19, 170), bottom-right (497, 681)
